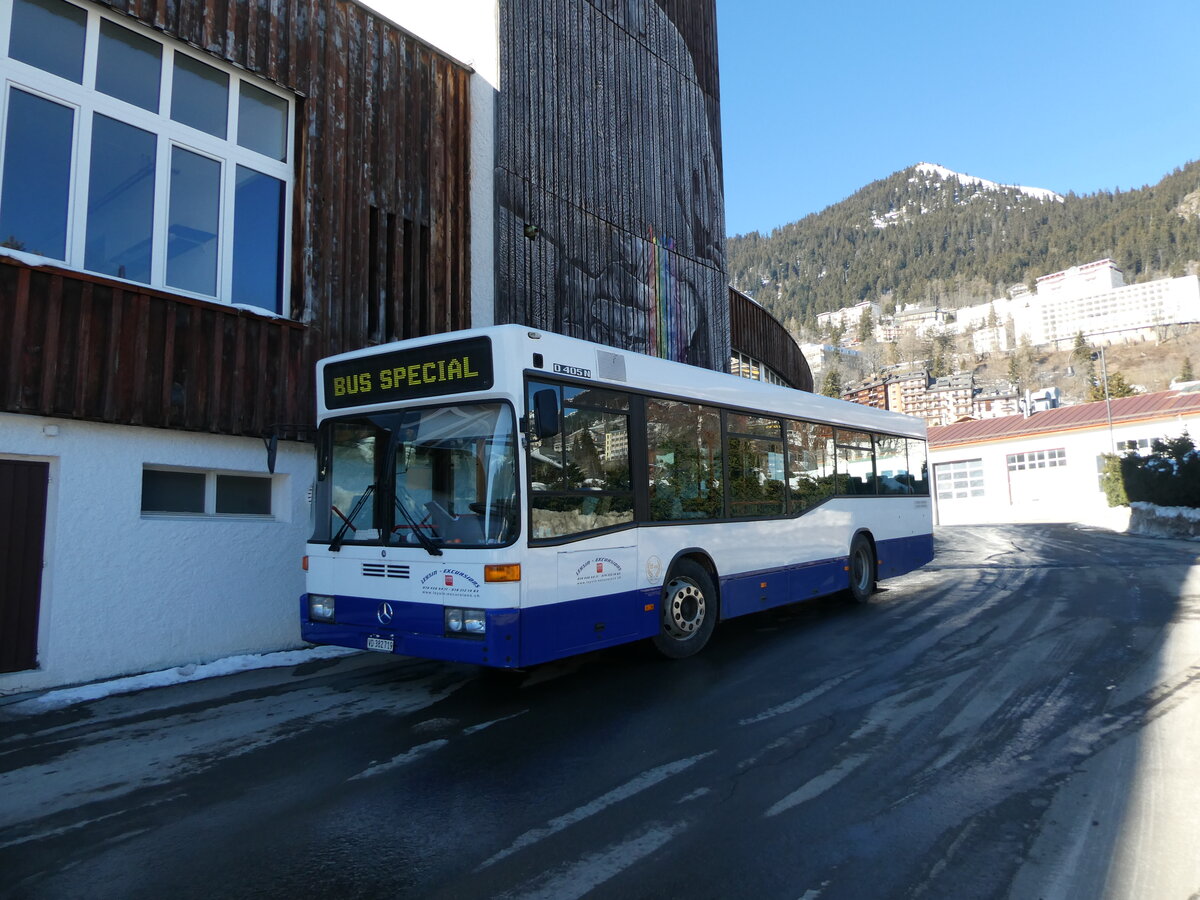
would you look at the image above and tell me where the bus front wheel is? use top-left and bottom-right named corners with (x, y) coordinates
top-left (652, 559), bottom-right (717, 659)
top-left (848, 534), bottom-right (876, 603)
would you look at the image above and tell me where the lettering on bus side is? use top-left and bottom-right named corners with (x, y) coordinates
top-left (323, 337), bottom-right (494, 409)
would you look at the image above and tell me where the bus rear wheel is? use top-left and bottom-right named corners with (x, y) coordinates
top-left (652, 559), bottom-right (717, 659)
top-left (848, 534), bottom-right (876, 603)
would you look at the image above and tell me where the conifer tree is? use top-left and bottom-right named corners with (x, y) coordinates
top-left (1089, 371), bottom-right (1138, 401)
top-left (857, 306), bottom-right (873, 343)
top-left (820, 368), bottom-right (843, 398)
top-left (1182, 357), bottom-right (1194, 382)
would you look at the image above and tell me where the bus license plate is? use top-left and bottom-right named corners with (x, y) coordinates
top-left (366, 636), bottom-right (394, 653)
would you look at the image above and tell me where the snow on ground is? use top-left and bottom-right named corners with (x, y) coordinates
top-left (4, 646), bottom-right (360, 714)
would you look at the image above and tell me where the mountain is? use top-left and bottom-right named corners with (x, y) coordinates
top-left (727, 161), bottom-right (1200, 332)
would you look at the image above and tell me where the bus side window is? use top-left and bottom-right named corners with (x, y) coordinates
top-left (786, 420), bottom-right (834, 511)
top-left (528, 382), bottom-right (635, 539)
top-left (907, 438), bottom-right (930, 495)
top-left (646, 399), bottom-right (723, 522)
top-left (875, 435), bottom-right (912, 495)
top-left (725, 413), bottom-right (785, 519)
top-left (835, 429), bottom-right (876, 496)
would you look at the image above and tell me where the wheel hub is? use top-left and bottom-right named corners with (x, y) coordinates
top-left (665, 578), bottom-right (706, 640)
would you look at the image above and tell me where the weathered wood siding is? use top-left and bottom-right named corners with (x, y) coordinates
top-left (1, 260), bottom-right (309, 433)
top-left (729, 287), bottom-right (813, 392)
top-left (497, 0), bottom-right (730, 371)
top-left (0, 0), bottom-right (471, 436)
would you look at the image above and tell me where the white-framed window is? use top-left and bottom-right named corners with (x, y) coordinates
top-left (0, 0), bottom-right (294, 315)
top-left (729, 350), bottom-right (786, 386)
top-left (934, 458), bottom-right (984, 501)
top-left (1006, 448), bottom-right (1066, 471)
top-left (1117, 437), bottom-right (1151, 454)
top-left (141, 466), bottom-right (275, 517)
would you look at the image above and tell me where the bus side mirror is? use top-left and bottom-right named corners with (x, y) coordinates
top-left (532, 389), bottom-right (560, 439)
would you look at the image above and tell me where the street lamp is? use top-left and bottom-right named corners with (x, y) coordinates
top-left (1092, 346), bottom-right (1115, 453)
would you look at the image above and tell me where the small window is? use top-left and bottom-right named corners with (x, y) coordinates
top-left (8, 0), bottom-right (86, 82)
top-left (0, 88), bottom-right (74, 258)
top-left (1007, 448), bottom-right (1067, 471)
top-left (86, 115), bottom-right (156, 282)
top-left (142, 468), bottom-right (274, 517)
top-left (231, 166), bottom-right (285, 311)
top-left (142, 469), bottom-right (205, 513)
top-left (166, 146), bottom-right (221, 294)
top-left (96, 19), bottom-right (162, 111)
top-left (216, 475), bottom-right (272, 515)
top-left (171, 53), bottom-right (229, 138)
top-left (237, 82), bottom-right (288, 160)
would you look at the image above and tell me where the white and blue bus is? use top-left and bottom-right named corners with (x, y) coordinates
top-left (301, 325), bottom-right (933, 667)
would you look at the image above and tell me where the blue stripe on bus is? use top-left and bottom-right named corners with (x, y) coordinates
top-left (302, 532), bottom-right (935, 669)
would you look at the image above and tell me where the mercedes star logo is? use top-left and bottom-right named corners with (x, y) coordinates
top-left (376, 601), bottom-right (394, 625)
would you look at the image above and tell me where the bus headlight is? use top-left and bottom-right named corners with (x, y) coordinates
top-left (445, 607), bottom-right (486, 637)
top-left (309, 594), bottom-right (335, 622)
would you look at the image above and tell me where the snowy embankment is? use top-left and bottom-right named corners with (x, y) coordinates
top-left (3, 646), bottom-right (359, 713)
top-left (1128, 502), bottom-right (1200, 541)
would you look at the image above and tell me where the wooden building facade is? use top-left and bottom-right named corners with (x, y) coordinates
top-left (0, 0), bottom-right (472, 440)
top-left (495, 0), bottom-right (731, 372)
top-left (729, 287), bottom-right (813, 392)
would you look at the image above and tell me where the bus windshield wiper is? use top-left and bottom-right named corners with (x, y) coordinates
top-left (395, 496), bottom-right (443, 556)
top-left (330, 484), bottom-right (375, 552)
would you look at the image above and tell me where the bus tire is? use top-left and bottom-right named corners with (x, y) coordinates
top-left (652, 559), bottom-right (717, 659)
top-left (847, 533), bottom-right (876, 603)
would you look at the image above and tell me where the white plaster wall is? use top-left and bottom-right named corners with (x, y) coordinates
top-left (931, 415), bottom-right (1200, 526)
top-left (0, 413), bottom-right (313, 694)
top-left (357, 0), bottom-right (499, 328)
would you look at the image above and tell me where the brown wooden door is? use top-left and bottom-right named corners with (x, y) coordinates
top-left (0, 460), bottom-right (48, 673)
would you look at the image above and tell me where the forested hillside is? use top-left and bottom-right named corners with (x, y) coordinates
top-left (727, 161), bottom-right (1200, 333)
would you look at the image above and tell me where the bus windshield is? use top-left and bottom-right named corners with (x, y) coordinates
top-left (318, 401), bottom-right (519, 548)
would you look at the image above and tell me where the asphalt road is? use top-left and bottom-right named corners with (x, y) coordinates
top-left (2, 525), bottom-right (1199, 900)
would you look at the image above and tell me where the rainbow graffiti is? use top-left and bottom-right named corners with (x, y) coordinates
top-left (647, 228), bottom-right (687, 362)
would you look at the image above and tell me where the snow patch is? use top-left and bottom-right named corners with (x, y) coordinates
top-left (8, 646), bottom-right (360, 712)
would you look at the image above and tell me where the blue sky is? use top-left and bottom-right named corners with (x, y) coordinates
top-left (717, 0), bottom-right (1200, 237)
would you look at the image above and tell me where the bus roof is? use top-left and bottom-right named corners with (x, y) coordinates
top-left (318, 325), bottom-right (927, 440)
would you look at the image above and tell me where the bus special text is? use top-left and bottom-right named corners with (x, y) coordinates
top-left (331, 356), bottom-right (481, 398)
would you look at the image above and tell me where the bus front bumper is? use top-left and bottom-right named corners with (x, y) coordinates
top-left (301, 594), bottom-right (521, 668)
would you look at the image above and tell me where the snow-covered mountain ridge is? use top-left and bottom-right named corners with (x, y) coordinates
top-left (913, 162), bottom-right (1064, 204)
top-left (871, 162), bottom-right (1063, 228)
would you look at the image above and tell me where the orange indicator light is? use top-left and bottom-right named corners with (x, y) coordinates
top-left (302, 556), bottom-right (309, 571)
top-left (644, 603), bottom-right (656, 612)
top-left (485, 564), bottom-right (521, 582)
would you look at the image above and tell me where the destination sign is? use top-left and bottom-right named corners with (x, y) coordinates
top-left (322, 336), bottom-right (494, 409)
